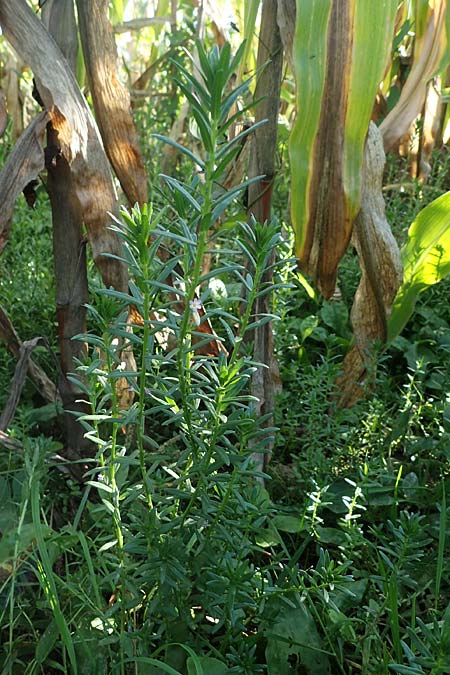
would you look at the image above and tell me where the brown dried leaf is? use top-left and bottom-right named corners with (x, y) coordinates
top-left (276, 0), bottom-right (296, 72)
top-left (0, 0), bottom-right (128, 291)
top-left (76, 0), bottom-right (148, 207)
top-left (0, 111), bottom-right (49, 253)
top-left (336, 123), bottom-right (402, 407)
top-left (381, 0), bottom-right (448, 153)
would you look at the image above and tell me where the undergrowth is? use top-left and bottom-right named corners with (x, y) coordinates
top-left (1, 43), bottom-right (450, 675)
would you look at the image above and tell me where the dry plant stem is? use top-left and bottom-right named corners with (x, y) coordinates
top-left (336, 123), bottom-right (402, 408)
top-left (0, 337), bottom-right (53, 431)
top-left (0, 90), bottom-right (7, 138)
top-left (0, 0), bottom-right (128, 292)
top-left (419, 78), bottom-right (444, 183)
top-left (276, 0), bottom-right (296, 71)
top-left (4, 49), bottom-right (23, 140)
top-left (247, 0), bottom-right (283, 472)
top-left (43, 1), bottom-right (91, 458)
top-left (76, 0), bottom-right (148, 207)
top-left (0, 304), bottom-right (59, 404)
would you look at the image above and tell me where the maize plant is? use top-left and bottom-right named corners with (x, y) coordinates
top-left (289, 0), bottom-right (450, 405)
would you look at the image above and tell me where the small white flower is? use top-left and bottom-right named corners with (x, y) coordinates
top-left (189, 298), bottom-right (202, 311)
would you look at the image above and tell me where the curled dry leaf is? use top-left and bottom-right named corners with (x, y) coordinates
top-left (336, 123), bottom-right (402, 408)
top-left (381, 0), bottom-right (449, 153)
top-left (0, 111), bottom-right (49, 253)
top-left (0, 0), bottom-right (128, 292)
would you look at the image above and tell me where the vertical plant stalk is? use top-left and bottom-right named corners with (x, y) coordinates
top-left (77, 0), bottom-right (141, 415)
top-left (0, 0), bottom-right (128, 292)
top-left (418, 77), bottom-right (445, 183)
top-left (104, 345), bottom-right (124, 557)
top-left (41, 1), bottom-right (91, 458)
top-left (104, 341), bottom-right (127, 675)
top-left (246, 0), bottom-right (283, 471)
top-left (4, 49), bottom-right (23, 140)
top-left (289, 0), bottom-right (397, 298)
top-left (336, 123), bottom-right (402, 408)
top-left (175, 138), bottom-right (216, 449)
top-left (76, 0), bottom-right (148, 207)
top-left (135, 206), bottom-right (154, 511)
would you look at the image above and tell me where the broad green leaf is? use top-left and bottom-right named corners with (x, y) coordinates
top-left (290, 0), bottom-right (397, 297)
top-left (187, 656), bottom-right (227, 675)
top-left (388, 191), bottom-right (450, 340)
top-left (266, 604), bottom-right (332, 674)
top-left (271, 514), bottom-right (304, 533)
top-left (236, 0), bottom-right (261, 86)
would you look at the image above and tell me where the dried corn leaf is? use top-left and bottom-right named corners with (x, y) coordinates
top-left (289, 0), bottom-right (397, 298)
top-left (381, 0), bottom-right (450, 153)
top-left (336, 123), bottom-right (402, 407)
top-left (0, 111), bottom-right (49, 253)
top-left (0, 0), bottom-right (127, 292)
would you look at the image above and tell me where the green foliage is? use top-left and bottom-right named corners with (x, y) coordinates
top-left (389, 190), bottom-right (450, 341)
top-left (2, 25), bottom-right (450, 675)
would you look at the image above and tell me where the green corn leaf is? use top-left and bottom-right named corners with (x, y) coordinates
top-left (388, 191), bottom-right (450, 341)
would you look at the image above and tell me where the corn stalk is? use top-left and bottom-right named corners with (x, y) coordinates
top-left (290, 0), bottom-right (398, 299)
top-left (289, 0), bottom-right (403, 405)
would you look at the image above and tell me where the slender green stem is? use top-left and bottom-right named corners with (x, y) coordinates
top-left (105, 341), bottom-right (126, 675)
top-left (137, 261), bottom-right (154, 511)
top-left (176, 125), bottom-right (218, 453)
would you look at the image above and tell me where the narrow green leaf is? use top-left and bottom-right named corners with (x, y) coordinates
top-left (161, 175), bottom-right (202, 213)
top-left (153, 133), bottom-right (205, 170)
top-left (31, 477), bottom-right (78, 674)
